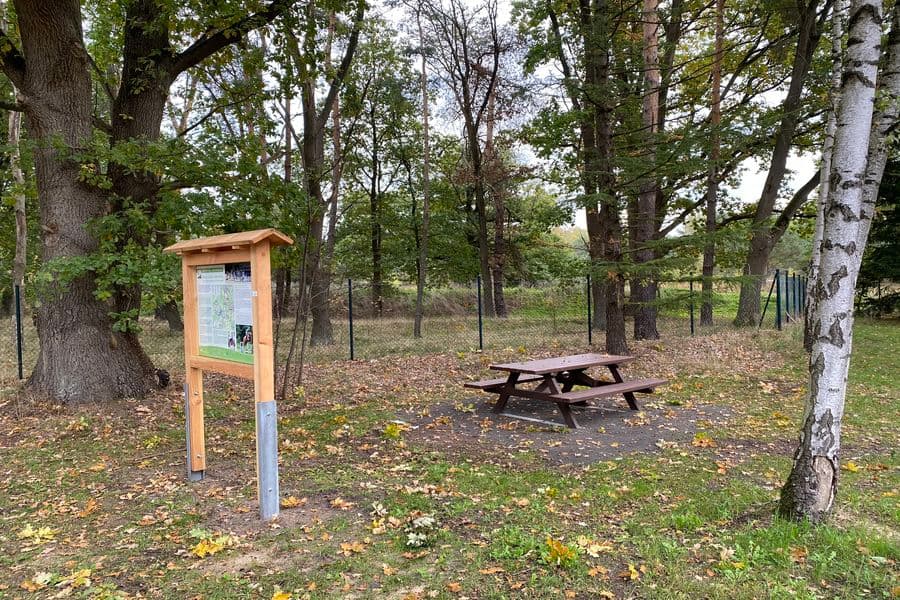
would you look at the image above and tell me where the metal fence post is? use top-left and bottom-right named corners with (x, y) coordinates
top-left (786, 271), bottom-right (793, 321)
top-left (476, 275), bottom-right (484, 351)
top-left (14, 284), bottom-right (23, 380)
top-left (775, 269), bottom-right (782, 331)
top-left (586, 274), bottom-right (592, 345)
top-left (793, 272), bottom-right (799, 320)
top-left (347, 278), bottom-right (355, 360)
top-left (689, 276), bottom-right (695, 336)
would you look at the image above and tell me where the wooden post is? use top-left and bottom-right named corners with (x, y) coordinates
top-left (182, 258), bottom-right (206, 478)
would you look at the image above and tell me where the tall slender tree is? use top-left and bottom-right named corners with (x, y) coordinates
top-left (734, 0), bottom-right (832, 326)
top-left (700, 0), bottom-right (725, 327)
top-left (780, 0), bottom-right (894, 523)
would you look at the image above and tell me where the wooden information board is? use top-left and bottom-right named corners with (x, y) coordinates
top-left (165, 228), bottom-right (293, 520)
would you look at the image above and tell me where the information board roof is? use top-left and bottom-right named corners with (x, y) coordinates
top-left (164, 228), bottom-right (293, 254)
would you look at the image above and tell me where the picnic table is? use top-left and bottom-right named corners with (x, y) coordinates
top-left (464, 353), bottom-right (667, 429)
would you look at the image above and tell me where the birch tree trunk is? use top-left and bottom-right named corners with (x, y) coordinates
top-left (806, 0), bottom-right (845, 350)
top-left (779, 0), bottom-right (883, 523)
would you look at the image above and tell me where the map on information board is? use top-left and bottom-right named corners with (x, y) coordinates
top-left (197, 263), bottom-right (254, 364)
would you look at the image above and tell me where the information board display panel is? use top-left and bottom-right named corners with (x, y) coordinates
top-left (197, 262), bottom-right (254, 364)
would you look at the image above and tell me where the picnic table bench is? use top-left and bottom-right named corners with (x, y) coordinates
top-left (464, 353), bottom-right (667, 429)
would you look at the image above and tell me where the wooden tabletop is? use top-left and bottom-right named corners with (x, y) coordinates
top-left (490, 353), bottom-right (634, 375)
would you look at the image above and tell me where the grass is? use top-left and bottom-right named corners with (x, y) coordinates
top-left (199, 346), bottom-right (254, 364)
top-left (0, 312), bottom-right (896, 597)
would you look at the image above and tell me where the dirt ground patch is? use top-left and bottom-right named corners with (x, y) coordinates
top-left (403, 395), bottom-right (731, 465)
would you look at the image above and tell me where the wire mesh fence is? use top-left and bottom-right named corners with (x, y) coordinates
top-left (0, 271), bottom-right (807, 386)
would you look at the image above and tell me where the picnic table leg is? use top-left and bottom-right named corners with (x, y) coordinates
top-left (556, 402), bottom-right (579, 428)
top-left (608, 364), bottom-right (639, 410)
top-left (560, 370), bottom-right (590, 406)
top-left (492, 372), bottom-right (519, 414)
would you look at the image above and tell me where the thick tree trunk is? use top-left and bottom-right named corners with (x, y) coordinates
top-left (735, 0), bottom-right (824, 326)
top-left (154, 300), bottom-right (184, 332)
top-left (735, 235), bottom-right (771, 326)
top-left (701, 0), bottom-right (725, 327)
top-left (780, 0), bottom-right (883, 523)
top-left (291, 1), bottom-right (363, 345)
top-left (299, 72), bottom-right (333, 345)
top-left (15, 0), bottom-right (155, 402)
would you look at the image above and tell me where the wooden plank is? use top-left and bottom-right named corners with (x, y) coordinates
top-left (490, 353), bottom-right (635, 374)
top-left (186, 367), bottom-right (206, 472)
top-left (189, 355), bottom-right (254, 379)
top-left (463, 374), bottom-right (544, 389)
top-left (164, 228), bottom-right (293, 254)
top-left (184, 248), bottom-right (251, 267)
top-left (251, 240), bottom-right (275, 403)
top-left (549, 378), bottom-right (668, 402)
top-left (180, 261), bottom-right (206, 472)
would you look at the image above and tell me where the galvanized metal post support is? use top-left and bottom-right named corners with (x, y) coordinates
top-left (476, 275), bottom-right (484, 351)
top-left (184, 382), bottom-right (204, 482)
top-left (14, 284), bottom-right (23, 380)
top-left (348, 278), bottom-right (355, 360)
top-left (255, 400), bottom-right (279, 521)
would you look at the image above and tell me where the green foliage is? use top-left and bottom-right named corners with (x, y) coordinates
top-left (858, 158), bottom-right (900, 316)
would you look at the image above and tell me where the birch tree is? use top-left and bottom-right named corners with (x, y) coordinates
top-left (779, 0), bottom-right (890, 523)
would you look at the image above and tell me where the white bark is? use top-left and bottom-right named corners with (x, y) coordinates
top-left (858, 1), bottom-right (900, 247)
top-left (808, 0), bottom-right (845, 302)
top-left (781, 0), bottom-right (883, 522)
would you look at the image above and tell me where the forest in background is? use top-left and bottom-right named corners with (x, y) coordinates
top-left (0, 0), bottom-right (897, 403)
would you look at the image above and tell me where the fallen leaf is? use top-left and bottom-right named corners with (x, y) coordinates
top-left (77, 499), bottom-right (98, 518)
top-left (281, 496), bottom-right (307, 509)
top-left (331, 497), bottom-right (355, 510)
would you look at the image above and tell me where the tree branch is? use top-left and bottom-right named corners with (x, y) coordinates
top-left (771, 170), bottom-right (820, 239)
top-left (0, 98), bottom-right (23, 111)
top-left (167, 0), bottom-right (295, 78)
top-left (316, 0), bottom-right (365, 132)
